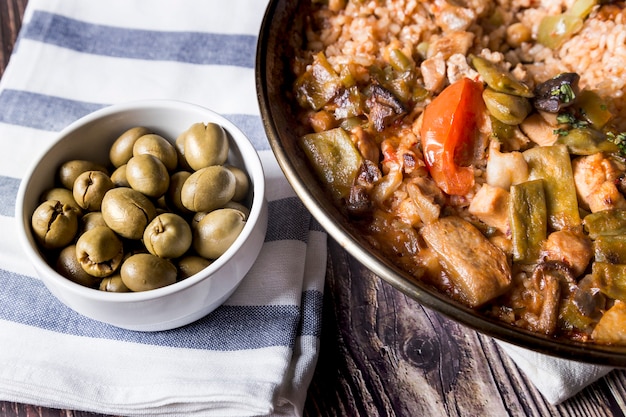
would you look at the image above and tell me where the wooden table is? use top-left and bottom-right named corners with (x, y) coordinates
top-left (2, 2), bottom-right (626, 416)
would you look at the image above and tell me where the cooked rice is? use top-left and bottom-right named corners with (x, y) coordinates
top-left (301, 0), bottom-right (626, 128)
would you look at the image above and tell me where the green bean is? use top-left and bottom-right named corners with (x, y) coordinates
top-left (483, 88), bottom-right (532, 125)
top-left (583, 209), bottom-right (626, 239)
top-left (577, 89), bottom-right (613, 129)
top-left (593, 235), bottom-right (626, 264)
top-left (388, 49), bottom-right (413, 73)
top-left (470, 55), bottom-right (533, 98)
top-left (592, 262), bottom-right (626, 301)
top-left (523, 145), bottom-right (581, 230)
top-left (509, 179), bottom-right (547, 263)
top-left (556, 127), bottom-right (619, 155)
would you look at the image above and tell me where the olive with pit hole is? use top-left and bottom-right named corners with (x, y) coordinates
top-left (121, 253), bottom-right (177, 291)
top-left (41, 188), bottom-right (82, 215)
top-left (176, 122), bottom-right (229, 170)
top-left (58, 160), bottom-right (109, 190)
top-left (181, 165), bottom-right (236, 212)
top-left (56, 244), bottom-right (102, 288)
top-left (31, 200), bottom-right (79, 249)
top-left (75, 225), bottom-right (124, 278)
top-left (109, 126), bottom-right (151, 168)
top-left (193, 208), bottom-right (246, 259)
top-left (133, 133), bottom-right (178, 171)
top-left (73, 170), bottom-right (115, 211)
top-left (177, 255), bottom-right (212, 280)
top-left (101, 187), bottom-right (157, 239)
top-left (99, 273), bottom-right (130, 292)
top-left (143, 213), bottom-right (192, 259)
top-left (126, 154), bottom-right (170, 198)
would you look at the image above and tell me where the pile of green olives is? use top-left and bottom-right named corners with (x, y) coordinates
top-left (30, 122), bottom-right (251, 292)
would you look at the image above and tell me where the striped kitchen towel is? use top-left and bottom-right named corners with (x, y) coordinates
top-left (0, 0), bottom-right (326, 416)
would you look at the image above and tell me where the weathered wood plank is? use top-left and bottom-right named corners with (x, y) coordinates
top-left (0, 0), bottom-right (25, 78)
top-left (303, 237), bottom-right (626, 417)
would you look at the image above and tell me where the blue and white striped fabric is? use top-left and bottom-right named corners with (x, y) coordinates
top-left (0, 1), bottom-right (326, 416)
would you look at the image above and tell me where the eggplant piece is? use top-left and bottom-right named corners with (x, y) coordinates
top-left (533, 73), bottom-right (580, 113)
top-left (366, 84), bottom-right (406, 131)
top-left (420, 216), bottom-right (512, 307)
top-left (299, 127), bottom-right (363, 201)
top-left (294, 52), bottom-right (343, 111)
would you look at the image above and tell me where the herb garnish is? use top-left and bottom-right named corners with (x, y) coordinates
top-left (607, 131), bottom-right (626, 154)
top-left (551, 83), bottom-right (576, 104)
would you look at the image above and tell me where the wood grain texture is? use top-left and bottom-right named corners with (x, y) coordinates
top-left (302, 238), bottom-right (626, 417)
top-left (0, 0), bottom-right (25, 78)
top-left (1, 1), bottom-right (626, 416)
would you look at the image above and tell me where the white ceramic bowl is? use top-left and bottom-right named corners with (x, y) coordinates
top-left (16, 100), bottom-right (268, 331)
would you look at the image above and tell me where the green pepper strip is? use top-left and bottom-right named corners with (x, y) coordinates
top-left (591, 262), bottom-right (626, 301)
top-left (556, 127), bottom-right (619, 155)
top-left (523, 145), bottom-right (581, 231)
top-left (559, 298), bottom-right (596, 331)
top-left (299, 127), bottom-right (363, 201)
top-left (509, 179), bottom-right (547, 263)
top-left (593, 235), bottom-right (626, 264)
top-left (583, 209), bottom-right (626, 239)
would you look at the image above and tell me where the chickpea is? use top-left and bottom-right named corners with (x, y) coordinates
top-left (506, 23), bottom-right (531, 48)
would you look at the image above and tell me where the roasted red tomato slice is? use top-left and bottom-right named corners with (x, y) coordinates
top-left (421, 78), bottom-right (485, 196)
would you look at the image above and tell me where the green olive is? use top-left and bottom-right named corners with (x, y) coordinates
top-left (120, 253), bottom-right (177, 291)
top-left (126, 154), bottom-right (170, 198)
top-left (483, 87), bottom-right (532, 125)
top-left (75, 225), bottom-right (124, 277)
top-left (181, 165), bottom-right (236, 212)
top-left (99, 273), bottom-right (131, 292)
top-left (56, 244), bottom-right (102, 288)
top-left (79, 211), bottom-right (107, 234)
top-left (101, 187), bottom-right (157, 239)
top-left (109, 126), bottom-right (151, 168)
top-left (31, 200), bottom-right (79, 249)
top-left (143, 213), bottom-right (192, 259)
top-left (111, 164), bottom-right (129, 187)
top-left (58, 160), bottom-right (109, 190)
top-left (193, 208), bottom-right (246, 259)
top-left (165, 171), bottom-right (192, 214)
top-left (41, 187), bottom-right (82, 215)
top-left (176, 122), bottom-right (229, 171)
top-left (225, 165), bottom-right (250, 202)
top-left (222, 201), bottom-right (250, 220)
top-left (72, 170), bottom-right (115, 211)
top-left (177, 255), bottom-right (212, 280)
top-left (191, 211), bottom-right (208, 229)
top-left (132, 133), bottom-right (178, 171)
